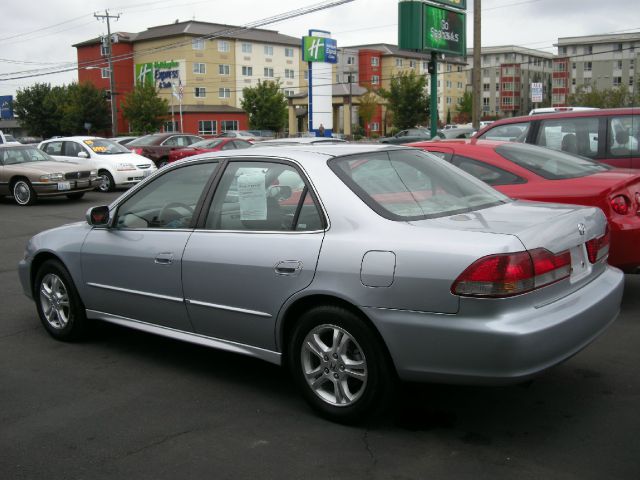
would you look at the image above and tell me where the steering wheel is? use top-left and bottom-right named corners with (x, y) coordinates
top-left (158, 202), bottom-right (194, 226)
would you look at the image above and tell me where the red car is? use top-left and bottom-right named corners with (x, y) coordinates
top-left (411, 139), bottom-right (640, 273)
top-left (168, 138), bottom-right (253, 163)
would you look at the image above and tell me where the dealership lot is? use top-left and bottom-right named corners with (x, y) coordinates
top-left (1, 191), bottom-right (639, 479)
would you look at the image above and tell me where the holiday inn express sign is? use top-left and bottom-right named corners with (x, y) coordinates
top-left (135, 60), bottom-right (186, 90)
top-left (302, 36), bottom-right (337, 63)
top-left (398, 0), bottom-right (466, 57)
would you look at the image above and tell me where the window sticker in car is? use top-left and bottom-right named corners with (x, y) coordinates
top-left (238, 172), bottom-right (267, 220)
top-left (84, 140), bottom-right (94, 145)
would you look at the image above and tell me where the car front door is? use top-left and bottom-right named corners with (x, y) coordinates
top-left (182, 159), bottom-right (326, 351)
top-left (81, 160), bottom-right (220, 331)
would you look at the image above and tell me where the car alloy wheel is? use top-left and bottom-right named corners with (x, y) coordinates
top-left (97, 171), bottom-right (114, 193)
top-left (13, 179), bottom-right (36, 205)
top-left (39, 273), bottom-right (71, 330)
top-left (301, 324), bottom-right (368, 407)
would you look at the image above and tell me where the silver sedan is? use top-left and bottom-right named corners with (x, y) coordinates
top-left (18, 144), bottom-right (624, 423)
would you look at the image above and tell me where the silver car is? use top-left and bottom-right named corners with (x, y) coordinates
top-left (18, 144), bottom-right (624, 423)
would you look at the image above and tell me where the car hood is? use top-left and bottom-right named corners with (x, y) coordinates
top-left (7, 160), bottom-right (86, 174)
top-left (410, 200), bottom-right (606, 254)
top-left (94, 152), bottom-right (154, 165)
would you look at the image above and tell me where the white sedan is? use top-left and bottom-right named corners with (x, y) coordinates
top-left (39, 136), bottom-right (156, 192)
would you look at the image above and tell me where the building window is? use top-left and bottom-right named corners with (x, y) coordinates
top-left (446, 64), bottom-right (452, 72)
top-left (371, 57), bottom-right (379, 66)
top-left (284, 89), bottom-right (295, 97)
top-left (192, 38), bottom-right (204, 50)
top-left (502, 97), bottom-right (513, 106)
top-left (221, 120), bottom-right (238, 131)
top-left (483, 83), bottom-right (490, 91)
top-left (264, 67), bottom-right (274, 78)
top-left (422, 61), bottom-right (428, 70)
top-left (631, 59), bottom-right (635, 70)
top-left (193, 62), bottom-right (206, 74)
top-left (446, 97), bottom-right (452, 104)
top-left (409, 60), bottom-right (416, 68)
top-left (218, 87), bottom-right (231, 98)
top-left (395, 58), bottom-right (403, 67)
top-left (446, 80), bottom-right (452, 88)
top-left (371, 75), bottom-right (379, 85)
top-left (347, 56), bottom-right (356, 65)
top-left (242, 43), bottom-right (252, 54)
top-left (285, 69), bottom-right (295, 79)
top-left (482, 98), bottom-right (490, 107)
top-left (219, 64), bottom-right (230, 75)
top-left (369, 122), bottom-right (380, 132)
top-left (457, 82), bottom-right (463, 88)
top-left (198, 120), bottom-right (217, 135)
top-left (585, 45), bottom-right (593, 55)
top-left (630, 77), bottom-right (634, 87)
top-left (304, 70), bottom-right (308, 80)
top-left (617, 43), bottom-right (623, 51)
top-left (164, 121), bottom-right (178, 133)
top-left (615, 60), bottom-right (623, 70)
top-left (572, 78), bottom-right (576, 85)
top-left (285, 47), bottom-right (294, 57)
top-left (613, 77), bottom-right (622, 86)
top-left (264, 45), bottom-right (274, 56)
top-left (194, 87), bottom-right (206, 98)
top-left (101, 67), bottom-right (110, 79)
top-left (100, 44), bottom-right (110, 56)
top-left (218, 40), bottom-right (230, 53)
top-left (495, 83), bottom-right (499, 91)
top-left (584, 61), bottom-right (592, 72)
top-left (242, 66), bottom-right (253, 76)
top-left (559, 46), bottom-right (566, 55)
top-left (572, 62), bottom-right (576, 70)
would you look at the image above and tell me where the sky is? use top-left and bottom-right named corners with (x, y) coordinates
top-left (1, 0), bottom-right (638, 98)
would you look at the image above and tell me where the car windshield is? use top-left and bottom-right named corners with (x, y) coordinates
top-left (495, 143), bottom-right (610, 180)
top-left (127, 134), bottom-right (166, 146)
top-left (0, 146), bottom-right (52, 165)
top-left (192, 139), bottom-right (224, 149)
top-left (83, 138), bottom-right (131, 155)
top-left (329, 149), bottom-right (508, 221)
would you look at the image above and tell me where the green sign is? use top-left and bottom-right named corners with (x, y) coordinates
top-left (302, 36), bottom-right (338, 63)
top-left (431, 0), bottom-right (466, 9)
top-left (424, 4), bottom-right (466, 56)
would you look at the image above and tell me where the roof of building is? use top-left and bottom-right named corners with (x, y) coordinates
top-left (466, 45), bottom-right (555, 59)
top-left (74, 20), bottom-right (301, 48)
top-left (73, 32), bottom-right (138, 47)
top-left (556, 31), bottom-right (640, 46)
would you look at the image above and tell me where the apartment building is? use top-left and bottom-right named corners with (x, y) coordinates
top-left (553, 32), bottom-right (640, 106)
top-left (466, 46), bottom-right (554, 117)
top-left (76, 21), bottom-right (304, 135)
top-left (336, 44), bottom-right (466, 135)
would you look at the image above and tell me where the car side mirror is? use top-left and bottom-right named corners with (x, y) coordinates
top-left (77, 151), bottom-right (89, 158)
top-left (86, 206), bottom-right (110, 226)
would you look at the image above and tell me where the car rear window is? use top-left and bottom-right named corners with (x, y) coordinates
top-left (329, 149), bottom-right (508, 221)
top-left (495, 143), bottom-right (610, 180)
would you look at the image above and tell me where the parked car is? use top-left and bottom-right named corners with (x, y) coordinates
top-left (474, 108), bottom-right (640, 169)
top-left (216, 130), bottom-right (256, 142)
top-left (0, 130), bottom-right (21, 146)
top-left (1, 144), bottom-right (98, 205)
top-left (39, 137), bottom-right (156, 193)
top-left (19, 144), bottom-right (623, 423)
top-left (127, 133), bottom-right (204, 168)
top-left (248, 130), bottom-right (276, 141)
top-left (411, 139), bottom-right (640, 272)
top-left (168, 138), bottom-right (252, 163)
top-left (379, 128), bottom-right (435, 144)
top-left (112, 136), bottom-right (138, 147)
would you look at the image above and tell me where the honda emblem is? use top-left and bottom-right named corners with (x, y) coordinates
top-left (577, 223), bottom-right (586, 236)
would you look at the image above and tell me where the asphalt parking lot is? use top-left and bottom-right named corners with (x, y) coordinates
top-left (1, 191), bottom-right (639, 480)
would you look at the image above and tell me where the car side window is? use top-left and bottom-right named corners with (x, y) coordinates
top-left (188, 136), bottom-right (202, 144)
top-left (233, 141), bottom-right (251, 150)
top-left (42, 141), bottom-right (63, 156)
top-left (221, 142), bottom-right (236, 150)
top-left (479, 122), bottom-right (530, 142)
top-left (535, 117), bottom-right (599, 158)
top-left (451, 155), bottom-right (525, 186)
top-left (162, 137), bottom-right (178, 147)
top-left (204, 161), bottom-right (324, 232)
top-left (608, 116), bottom-right (639, 157)
top-left (63, 141), bottom-right (86, 157)
top-left (115, 162), bottom-right (218, 229)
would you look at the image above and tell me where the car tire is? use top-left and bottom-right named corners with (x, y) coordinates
top-left (34, 259), bottom-right (88, 341)
top-left (288, 305), bottom-right (395, 424)
top-left (97, 170), bottom-right (115, 193)
top-left (66, 192), bottom-right (85, 200)
top-left (12, 179), bottom-right (37, 206)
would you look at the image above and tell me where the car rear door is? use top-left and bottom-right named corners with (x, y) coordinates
top-left (181, 159), bottom-right (326, 351)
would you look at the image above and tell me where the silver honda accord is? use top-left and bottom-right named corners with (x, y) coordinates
top-left (18, 144), bottom-right (624, 423)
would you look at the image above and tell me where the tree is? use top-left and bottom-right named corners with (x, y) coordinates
top-left (379, 71), bottom-right (429, 129)
top-left (446, 108), bottom-right (452, 125)
top-left (241, 80), bottom-right (287, 132)
top-left (568, 85), bottom-right (635, 108)
top-left (121, 82), bottom-right (169, 134)
top-left (13, 83), bottom-right (60, 138)
top-left (59, 82), bottom-right (111, 135)
top-left (455, 91), bottom-right (472, 123)
top-left (357, 90), bottom-right (378, 135)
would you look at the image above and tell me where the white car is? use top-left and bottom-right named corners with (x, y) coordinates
top-left (39, 137), bottom-right (156, 192)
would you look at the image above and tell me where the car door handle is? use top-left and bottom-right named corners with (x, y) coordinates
top-left (154, 252), bottom-right (174, 265)
top-left (275, 260), bottom-right (302, 275)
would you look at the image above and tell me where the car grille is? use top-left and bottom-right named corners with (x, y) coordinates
top-left (64, 171), bottom-right (91, 180)
top-left (137, 164), bottom-right (151, 169)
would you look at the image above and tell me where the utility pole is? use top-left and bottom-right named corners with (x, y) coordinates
top-left (472, 0), bottom-right (481, 130)
top-left (94, 10), bottom-right (120, 137)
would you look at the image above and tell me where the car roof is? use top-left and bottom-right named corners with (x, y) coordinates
top-left (41, 136), bottom-right (106, 142)
top-left (409, 138), bottom-right (510, 149)
top-left (258, 137), bottom-right (347, 145)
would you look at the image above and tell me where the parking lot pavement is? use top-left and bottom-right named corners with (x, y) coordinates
top-left (1, 191), bottom-right (639, 479)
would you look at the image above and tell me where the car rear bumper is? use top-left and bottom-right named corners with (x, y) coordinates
top-left (608, 217), bottom-right (640, 273)
top-left (365, 266), bottom-right (624, 384)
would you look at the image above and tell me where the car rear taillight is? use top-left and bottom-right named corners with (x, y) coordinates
top-left (610, 195), bottom-right (630, 215)
top-left (130, 147), bottom-right (143, 155)
top-left (585, 226), bottom-right (610, 264)
top-left (451, 248), bottom-right (571, 298)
